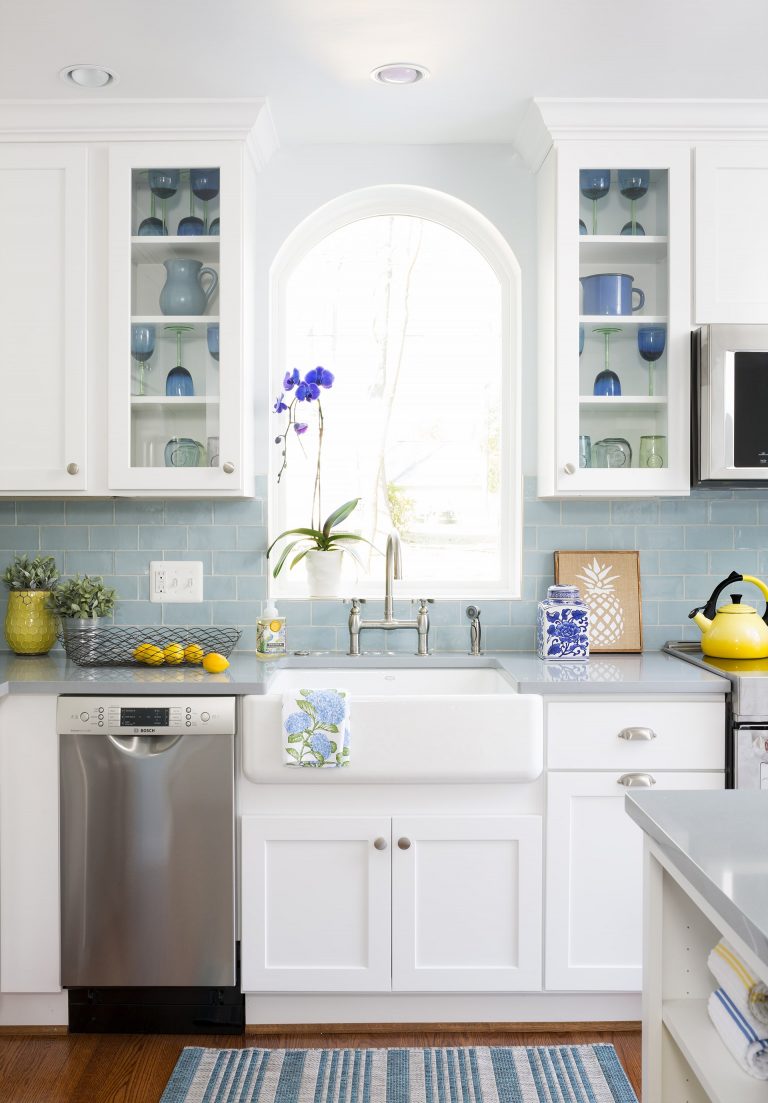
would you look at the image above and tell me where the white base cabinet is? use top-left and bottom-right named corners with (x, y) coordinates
top-left (241, 814), bottom-right (542, 995)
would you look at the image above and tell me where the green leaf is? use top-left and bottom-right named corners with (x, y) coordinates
top-left (312, 750), bottom-right (326, 763)
top-left (286, 733), bottom-right (304, 743)
top-left (271, 539), bottom-right (308, 578)
top-left (317, 723), bottom-right (339, 734)
top-left (285, 747), bottom-right (301, 761)
top-left (299, 688), bottom-right (311, 697)
top-left (329, 741), bottom-right (338, 754)
top-left (296, 699), bottom-right (315, 716)
top-left (321, 498), bottom-right (360, 539)
top-left (267, 527), bottom-right (323, 557)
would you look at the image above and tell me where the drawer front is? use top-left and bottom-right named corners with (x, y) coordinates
top-left (547, 700), bottom-right (725, 770)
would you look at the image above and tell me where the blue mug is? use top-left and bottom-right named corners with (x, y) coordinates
top-left (580, 273), bottom-right (645, 316)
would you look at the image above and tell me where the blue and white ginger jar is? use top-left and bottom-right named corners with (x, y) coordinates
top-left (536, 584), bottom-right (590, 660)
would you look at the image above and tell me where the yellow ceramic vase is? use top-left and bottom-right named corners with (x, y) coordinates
top-left (4, 591), bottom-right (58, 655)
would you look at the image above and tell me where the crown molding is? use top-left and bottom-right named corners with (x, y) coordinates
top-left (516, 98), bottom-right (768, 172)
top-left (0, 98), bottom-right (279, 168)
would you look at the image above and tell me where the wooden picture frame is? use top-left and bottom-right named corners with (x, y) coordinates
top-left (554, 550), bottom-right (642, 653)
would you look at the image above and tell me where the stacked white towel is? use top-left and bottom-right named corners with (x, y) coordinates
top-left (282, 689), bottom-right (350, 768)
top-left (707, 939), bottom-right (768, 1079)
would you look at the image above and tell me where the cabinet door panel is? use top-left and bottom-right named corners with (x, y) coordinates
top-left (241, 815), bottom-right (391, 993)
top-left (695, 143), bottom-right (768, 323)
top-left (546, 770), bottom-right (723, 992)
top-left (0, 145), bottom-right (86, 492)
top-left (392, 815), bottom-right (542, 992)
top-left (0, 696), bottom-right (60, 992)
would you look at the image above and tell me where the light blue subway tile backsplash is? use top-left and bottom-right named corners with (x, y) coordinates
top-left (0, 485), bottom-right (763, 653)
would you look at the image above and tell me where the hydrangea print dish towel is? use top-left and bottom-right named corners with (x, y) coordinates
top-left (282, 689), bottom-right (350, 767)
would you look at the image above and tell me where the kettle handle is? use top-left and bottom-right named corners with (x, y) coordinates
top-left (742, 574), bottom-right (768, 626)
top-left (688, 570), bottom-right (742, 621)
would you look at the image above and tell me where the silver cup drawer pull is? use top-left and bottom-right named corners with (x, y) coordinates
top-left (617, 772), bottom-right (656, 788)
top-left (617, 726), bottom-right (658, 742)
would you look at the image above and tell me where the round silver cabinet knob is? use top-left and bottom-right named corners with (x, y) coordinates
top-left (373, 837), bottom-right (388, 851)
top-left (66, 462), bottom-right (79, 475)
top-left (563, 462), bottom-right (576, 475)
top-left (397, 837), bottom-right (412, 850)
top-left (222, 462), bottom-right (235, 474)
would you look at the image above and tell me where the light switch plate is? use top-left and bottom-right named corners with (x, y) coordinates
top-left (149, 560), bottom-right (204, 603)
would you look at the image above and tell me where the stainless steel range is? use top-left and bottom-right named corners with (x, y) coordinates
top-left (664, 642), bottom-right (768, 789)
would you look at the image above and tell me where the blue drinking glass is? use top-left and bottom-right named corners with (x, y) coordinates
top-left (618, 169), bottom-right (649, 236)
top-left (130, 324), bottom-right (155, 396)
top-left (149, 169), bottom-right (180, 234)
top-left (190, 169), bottom-right (220, 233)
top-left (207, 324), bottom-right (219, 362)
top-left (638, 325), bottom-right (666, 396)
top-left (579, 169), bottom-right (610, 234)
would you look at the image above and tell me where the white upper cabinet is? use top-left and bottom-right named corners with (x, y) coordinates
top-left (107, 142), bottom-right (251, 494)
top-left (694, 142), bottom-right (768, 324)
top-left (537, 140), bottom-right (692, 497)
top-left (0, 145), bottom-right (87, 493)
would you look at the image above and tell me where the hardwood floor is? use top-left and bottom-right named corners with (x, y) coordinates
top-left (0, 1026), bottom-right (641, 1102)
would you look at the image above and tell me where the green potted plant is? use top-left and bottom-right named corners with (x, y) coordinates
top-left (50, 575), bottom-right (117, 662)
top-left (268, 367), bottom-right (376, 596)
top-left (2, 554), bottom-right (60, 655)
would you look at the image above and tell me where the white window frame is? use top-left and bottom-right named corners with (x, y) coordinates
top-left (269, 184), bottom-right (522, 599)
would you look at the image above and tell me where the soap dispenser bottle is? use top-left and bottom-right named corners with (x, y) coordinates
top-left (256, 602), bottom-right (286, 659)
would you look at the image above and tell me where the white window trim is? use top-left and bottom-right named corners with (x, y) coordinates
top-left (268, 184), bottom-right (522, 600)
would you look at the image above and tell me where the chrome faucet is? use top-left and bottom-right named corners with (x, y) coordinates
top-left (466, 605), bottom-right (482, 656)
top-left (347, 533), bottom-right (433, 656)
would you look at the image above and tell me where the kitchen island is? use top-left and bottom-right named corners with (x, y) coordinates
top-left (626, 789), bottom-right (768, 1103)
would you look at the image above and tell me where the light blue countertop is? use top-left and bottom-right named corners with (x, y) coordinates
top-left (0, 649), bottom-right (729, 697)
top-left (626, 790), bottom-right (768, 969)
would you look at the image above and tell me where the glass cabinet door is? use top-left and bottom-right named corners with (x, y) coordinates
top-left (107, 142), bottom-right (245, 492)
top-left (546, 142), bottom-right (691, 496)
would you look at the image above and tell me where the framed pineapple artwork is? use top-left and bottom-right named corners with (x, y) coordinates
top-left (554, 550), bottom-right (642, 653)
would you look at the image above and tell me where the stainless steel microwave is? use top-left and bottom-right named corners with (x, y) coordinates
top-left (693, 324), bottom-right (768, 486)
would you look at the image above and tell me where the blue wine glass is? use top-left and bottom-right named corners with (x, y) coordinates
top-left (178, 172), bottom-right (204, 235)
top-left (208, 217), bottom-right (220, 236)
top-left (149, 169), bottom-right (180, 234)
top-left (638, 324), bottom-right (666, 396)
top-left (164, 324), bottom-right (195, 397)
top-left (190, 169), bottom-right (220, 233)
top-left (579, 324), bottom-right (585, 357)
top-left (618, 169), bottom-right (649, 236)
top-left (130, 324), bottom-right (155, 396)
top-left (579, 169), bottom-right (610, 234)
top-left (592, 326), bottom-right (621, 395)
top-left (579, 219), bottom-right (587, 235)
top-left (207, 324), bottom-right (219, 363)
top-left (137, 186), bottom-right (165, 236)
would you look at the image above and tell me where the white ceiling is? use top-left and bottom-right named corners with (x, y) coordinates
top-left (3, 0), bottom-right (768, 146)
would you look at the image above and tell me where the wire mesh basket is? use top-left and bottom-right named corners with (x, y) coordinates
top-left (59, 623), bottom-right (242, 667)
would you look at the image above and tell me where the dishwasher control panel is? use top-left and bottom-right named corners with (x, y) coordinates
top-left (57, 696), bottom-right (236, 735)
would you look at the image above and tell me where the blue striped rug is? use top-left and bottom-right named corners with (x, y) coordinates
top-left (159, 1045), bottom-right (638, 1103)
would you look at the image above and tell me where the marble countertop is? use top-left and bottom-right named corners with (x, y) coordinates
top-left (626, 790), bottom-right (768, 968)
top-left (0, 648), bottom-right (729, 697)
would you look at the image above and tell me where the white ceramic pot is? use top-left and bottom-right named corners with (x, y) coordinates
top-left (304, 549), bottom-right (344, 599)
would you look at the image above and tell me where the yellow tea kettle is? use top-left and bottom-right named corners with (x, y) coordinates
top-left (689, 570), bottom-right (768, 659)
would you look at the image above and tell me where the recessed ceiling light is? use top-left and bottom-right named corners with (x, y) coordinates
top-left (370, 63), bottom-right (429, 86)
top-left (60, 64), bottom-right (118, 89)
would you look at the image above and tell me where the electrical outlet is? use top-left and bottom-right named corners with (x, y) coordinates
top-left (149, 561), bottom-right (204, 603)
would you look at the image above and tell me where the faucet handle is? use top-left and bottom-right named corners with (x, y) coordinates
top-left (346, 597), bottom-right (366, 611)
top-left (417, 598), bottom-right (434, 611)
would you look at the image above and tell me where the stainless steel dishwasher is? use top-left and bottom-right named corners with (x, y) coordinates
top-left (58, 695), bottom-right (241, 1032)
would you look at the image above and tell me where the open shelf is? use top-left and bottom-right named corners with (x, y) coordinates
top-left (131, 236), bottom-right (220, 264)
top-left (579, 395), bottom-right (667, 411)
top-left (580, 314), bottom-right (667, 327)
top-left (579, 235), bottom-right (668, 264)
top-left (130, 315), bottom-right (220, 326)
top-left (130, 396), bottom-right (220, 408)
top-left (663, 999), bottom-right (768, 1103)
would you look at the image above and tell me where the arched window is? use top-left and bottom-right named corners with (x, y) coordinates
top-left (270, 185), bottom-right (521, 598)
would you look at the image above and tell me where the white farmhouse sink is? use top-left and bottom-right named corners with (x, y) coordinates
top-left (242, 666), bottom-right (543, 784)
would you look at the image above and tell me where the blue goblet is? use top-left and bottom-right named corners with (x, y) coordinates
top-left (164, 324), bottom-right (195, 397)
top-left (618, 170), bottom-right (649, 236)
top-left (207, 324), bottom-right (219, 362)
top-left (137, 188), bottom-right (165, 236)
top-left (638, 325), bottom-right (666, 396)
top-left (579, 324), bottom-right (585, 357)
top-left (592, 326), bottom-right (621, 396)
top-left (178, 173), bottom-right (204, 235)
top-left (130, 324), bottom-right (155, 396)
top-left (149, 169), bottom-right (180, 235)
top-left (191, 169), bottom-right (220, 233)
top-left (208, 217), bottom-right (220, 236)
top-left (579, 169), bottom-right (610, 235)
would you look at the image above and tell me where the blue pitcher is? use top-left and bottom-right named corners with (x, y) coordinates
top-left (580, 272), bottom-right (645, 316)
top-left (159, 259), bottom-right (218, 316)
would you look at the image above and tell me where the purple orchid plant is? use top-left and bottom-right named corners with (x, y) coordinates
top-left (268, 367), bottom-right (375, 579)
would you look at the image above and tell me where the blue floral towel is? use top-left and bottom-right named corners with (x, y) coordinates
top-left (282, 689), bottom-right (350, 768)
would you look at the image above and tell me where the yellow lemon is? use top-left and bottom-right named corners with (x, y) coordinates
top-left (141, 644), bottom-right (165, 667)
top-left (184, 643), bottom-right (204, 665)
top-left (132, 641), bottom-right (157, 664)
top-left (269, 620), bottom-right (282, 632)
top-left (163, 642), bottom-right (185, 666)
top-left (202, 651), bottom-right (230, 674)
